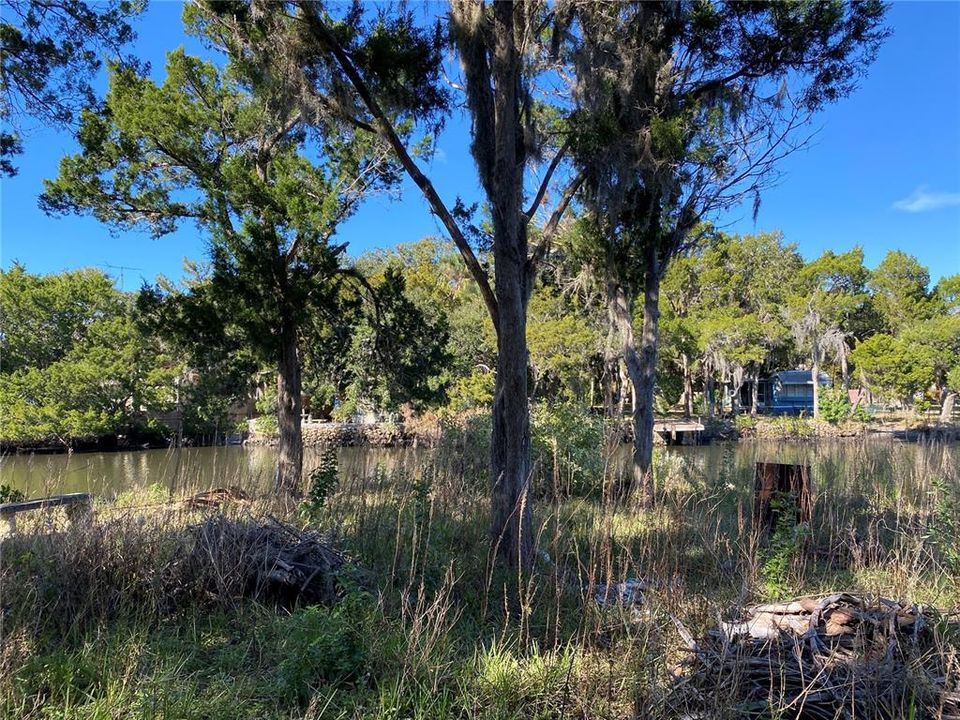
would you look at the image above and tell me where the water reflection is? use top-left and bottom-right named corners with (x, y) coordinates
top-left (1, 438), bottom-right (956, 503)
top-left (0, 445), bottom-right (428, 498)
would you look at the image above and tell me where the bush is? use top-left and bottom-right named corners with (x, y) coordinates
top-left (0, 484), bottom-right (25, 503)
top-left (531, 403), bottom-right (604, 497)
top-left (445, 369), bottom-right (494, 413)
top-left (818, 386), bottom-right (851, 424)
top-left (262, 596), bottom-right (376, 704)
top-left (302, 449), bottom-right (339, 521)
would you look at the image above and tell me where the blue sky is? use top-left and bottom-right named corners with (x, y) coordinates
top-left (2, 1), bottom-right (958, 289)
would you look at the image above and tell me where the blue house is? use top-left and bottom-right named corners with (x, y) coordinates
top-left (768, 370), bottom-right (831, 415)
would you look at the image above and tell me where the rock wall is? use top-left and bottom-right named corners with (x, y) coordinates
top-left (246, 421), bottom-right (413, 448)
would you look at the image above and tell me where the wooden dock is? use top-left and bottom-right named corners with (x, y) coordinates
top-left (653, 419), bottom-right (705, 445)
top-left (0, 492), bottom-right (92, 538)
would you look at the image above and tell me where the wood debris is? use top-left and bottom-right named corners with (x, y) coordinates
top-left (183, 486), bottom-right (251, 510)
top-left (183, 516), bottom-right (344, 606)
top-left (668, 593), bottom-right (960, 720)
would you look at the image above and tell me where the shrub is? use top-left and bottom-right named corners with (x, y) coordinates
top-left (760, 512), bottom-right (810, 598)
top-left (531, 402), bottom-right (604, 497)
top-left (818, 386), bottom-right (851, 424)
top-left (302, 448), bottom-right (339, 521)
top-left (0, 484), bottom-right (25, 503)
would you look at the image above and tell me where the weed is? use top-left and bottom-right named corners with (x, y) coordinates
top-left (302, 448), bottom-right (339, 521)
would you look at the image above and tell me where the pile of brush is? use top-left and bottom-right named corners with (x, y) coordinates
top-left (668, 593), bottom-right (960, 720)
top-left (183, 516), bottom-right (345, 607)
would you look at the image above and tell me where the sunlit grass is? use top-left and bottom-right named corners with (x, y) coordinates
top-left (1, 436), bottom-right (958, 718)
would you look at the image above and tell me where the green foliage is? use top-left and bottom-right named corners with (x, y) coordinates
top-left (851, 333), bottom-right (935, 406)
top-left (0, 0), bottom-right (140, 176)
top-left (0, 484), bottom-right (25, 504)
top-left (817, 386), bottom-right (851, 424)
top-left (253, 386), bottom-right (279, 435)
top-left (266, 597), bottom-right (376, 703)
top-left (0, 264), bottom-right (122, 374)
top-left (760, 514), bottom-right (810, 598)
top-left (39, 40), bottom-right (408, 459)
top-left (335, 268), bottom-right (451, 415)
top-left (527, 289), bottom-right (599, 403)
top-left (869, 250), bottom-right (939, 333)
top-left (446, 369), bottom-right (495, 413)
top-left (0, 267), bottom-right (179, 446)
top-left (302, 449), bottom-right (340, 521)
top-left (948, 365), bottom-right (960, 394)
top-left (531, 403), bottom-right (604, 497)
top-left (355, 238), bottom-right (496, 413)
top-left (137, 270), bottom-right (260, 438)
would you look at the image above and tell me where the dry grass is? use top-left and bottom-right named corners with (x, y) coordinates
top-left (0, 436), bottom-right (958, 718)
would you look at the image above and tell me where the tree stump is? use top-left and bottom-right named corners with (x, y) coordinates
top-left (752, 462), bottom-right (811, 540)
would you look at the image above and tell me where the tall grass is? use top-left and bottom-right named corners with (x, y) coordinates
top-left (1, 436), bottom-right (958, 718)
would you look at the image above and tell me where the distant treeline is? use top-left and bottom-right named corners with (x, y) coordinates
top-left (2, 233), bottom-right (956, 448)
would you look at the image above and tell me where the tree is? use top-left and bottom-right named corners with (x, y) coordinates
top-left (0, 263), bottom-right (121, 373)
top-left (0, 267), bottom-right (178, 447)
top-left (566, 1), bottom-right (888, 504)
top-left (0, 0), bottom-right (140, 175)
top-left (903, 314), bottom-right (960, 419)
top-left (869, 250), bottom-right (938, 333)
top-left (330, 268), bottom-right (451, 418)
top-left (136, 267), bottom-right (261, 440)
top-left (526, 287), bottom-right (599, 404)
top-left (196, 1), bottom-right (582, 571)
top-left (692, 232), bottom-right (800, 416)
top-left (41, 44), bottom-right (396, 494)
top-left (944, 364), bottom-right (960, 422)
top-left (850, 333), bottom-right (934, 408)
top-left (934, 274), bottom-right (960, 312)
top-left (785, 247), bottom-right (872, 416)
top-left (358, 238), bottom-right (497, 402)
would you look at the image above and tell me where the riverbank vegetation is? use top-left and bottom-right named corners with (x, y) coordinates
top-left (4, 237), bottom-right (957, 451)
top-left (2, 438), bottom-right (958, 719)
top-left (3, 2), bottom-right (959, 716)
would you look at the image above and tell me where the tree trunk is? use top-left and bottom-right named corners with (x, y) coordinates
top-left (811, 345), bottom-right (821, 419)
top-left (750, 368), bottom-right (760, 417)
top-left (490, 280), bottom-right (532, 570)
top-left (634, 250), bottom-right (661, 509)
top-left (488, 0), bottom-right (532, 573)
top-left (941, 392), bottom-right (957, 423)
top-left (706, 372), bottom-right (715, 419)
top-left (608, 248), bottom-right (660, 507)
top-left (602, 309), bottom-right (624, 418)
top-left (840, 347), bottom-right (850, 391)
top-left (275, 325), bottom-right (303, 495)
top-left (608, 282), bottom-right (639, 499)
top-left (731, 370), bottom-right (743, 417)
top-left (682, 353), bottom-right (693, 418)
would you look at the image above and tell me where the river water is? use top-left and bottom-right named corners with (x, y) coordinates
top-left (1, 438), bottom-right (956, 502)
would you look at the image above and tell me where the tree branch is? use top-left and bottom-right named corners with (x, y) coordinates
top-left (525, 170), bottom-right (584, 285)
top-left (295, 1), bottom-right (499, 331)
top-left (523, 137), bottom-right (570, 221)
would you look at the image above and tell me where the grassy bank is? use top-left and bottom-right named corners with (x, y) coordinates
top-left (2, 439), bottom-right (959, 719)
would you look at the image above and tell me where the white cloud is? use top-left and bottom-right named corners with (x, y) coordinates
top-left (892, 186), bottom-right (960, 213)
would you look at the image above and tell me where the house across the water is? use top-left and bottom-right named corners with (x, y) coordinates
top-left (737, 369), bottom-right (831, 415)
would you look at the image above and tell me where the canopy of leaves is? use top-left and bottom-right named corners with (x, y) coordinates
top-left (0, 267), bottom-right (179, 445)
top-left (0, 264), bottom-right (122, 373)
top-left (0, 0), bottom-right (141, 175)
